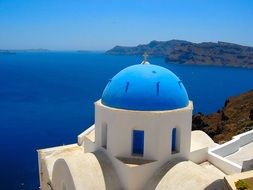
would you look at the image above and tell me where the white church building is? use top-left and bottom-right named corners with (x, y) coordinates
top-left (38, 57), bottom-right (253, 190)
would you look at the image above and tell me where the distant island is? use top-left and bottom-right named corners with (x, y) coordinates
top-left (106, 40), bottom-right (253, 68)
top-left (192, 90), bottom-right (253, 143)
top-left (0, 49), bottom-right (50, 54)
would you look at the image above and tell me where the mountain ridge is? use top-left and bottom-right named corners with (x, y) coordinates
top-left (106, 40), bottom-right (253, 68)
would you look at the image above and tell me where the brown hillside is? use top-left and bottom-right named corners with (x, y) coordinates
top-left (192, 90), bottom-right (253, 143)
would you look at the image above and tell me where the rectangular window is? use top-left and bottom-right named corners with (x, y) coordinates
top-left (172, 128), bottom-right (177, 153)
top-left (102, 123), bottom-right (107, 149)
top-left (132, 130), bottom-right (144, 156)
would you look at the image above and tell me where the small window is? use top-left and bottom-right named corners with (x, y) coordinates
top-left (102, 123), bottom-right (107, 149)
top-left (132, 130), bottom-right (144, 156)
top-left (172, 128), bottom-right (177, 153)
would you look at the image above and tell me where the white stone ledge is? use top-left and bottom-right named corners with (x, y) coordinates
top-left (77, 125), bottom-right (95, 146)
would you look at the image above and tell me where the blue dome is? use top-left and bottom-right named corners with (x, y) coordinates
top-left (101, 64), bottom-right (189, 111)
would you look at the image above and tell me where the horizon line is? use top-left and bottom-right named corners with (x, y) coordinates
top-left (1, 39), bottom-right (253, 51)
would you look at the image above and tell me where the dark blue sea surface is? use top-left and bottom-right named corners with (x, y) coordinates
top-left (0, 52), bottom-right (252, 189)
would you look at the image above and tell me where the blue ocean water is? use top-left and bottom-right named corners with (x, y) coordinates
top-left (0, 52), bottom-right (252, 189)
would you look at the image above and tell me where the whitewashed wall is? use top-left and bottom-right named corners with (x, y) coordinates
top-left (93, 100), bottom-right (193, 190)
top-left (95, 100), bottom-right (193, 162)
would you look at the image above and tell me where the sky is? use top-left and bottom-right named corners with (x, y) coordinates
top-left (0, 0), bottom-right (253, 50)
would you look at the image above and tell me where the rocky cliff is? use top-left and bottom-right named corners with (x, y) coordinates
top-left (106, 40), bottom-right (253, 68)
top-left (192, 90), bottom-right (253, 143)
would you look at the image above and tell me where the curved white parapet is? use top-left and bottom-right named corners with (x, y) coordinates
top-left (52, 159), bottom-right (76, 190)
top-left (190, 130), bottom-right (217, 152)
top-left (189, 130), bottom-right (217, 164)
top-left (51, 153), bottom-right (107, 190)
top-left (50, 149), bottom-right (121, 190)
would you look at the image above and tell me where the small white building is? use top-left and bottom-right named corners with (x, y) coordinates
top-left (38, 59), bottom-right (253, 190)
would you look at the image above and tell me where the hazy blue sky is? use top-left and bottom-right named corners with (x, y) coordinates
top-left (0, 0), bottom-right (253, 50)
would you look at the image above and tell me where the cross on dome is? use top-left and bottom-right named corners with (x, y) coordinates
top-left (141, 52), bottom-right (150, 64)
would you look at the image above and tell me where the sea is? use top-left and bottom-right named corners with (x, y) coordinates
top-left (0, 52), bottom-right (252, 190)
